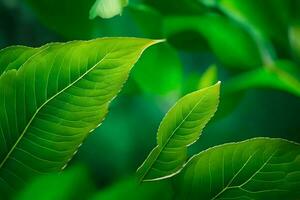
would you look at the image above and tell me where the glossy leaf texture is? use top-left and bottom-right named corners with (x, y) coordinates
top-left (0, 38), bottom-right (159, 197)
top-left (163, 15), bottom-right (263, 69)
top-left (137, 82), bottom-right (220, 182)
top-left (175, 138), bottom-right (300, 200)
top-left (224, 60), bottom-right (300, 97)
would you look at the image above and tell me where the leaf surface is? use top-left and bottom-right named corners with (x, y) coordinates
top-left (137, 82), bottom-right (220, 181)
top-left (0, 38), bottom-right (159, 197)
top-left (175, 138), bottom-right (300, 200)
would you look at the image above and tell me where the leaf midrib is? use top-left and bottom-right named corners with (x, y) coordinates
top-left (139, 92), bottom-right (208, 182)
top-left (0, 49), bottom-right (112, 170)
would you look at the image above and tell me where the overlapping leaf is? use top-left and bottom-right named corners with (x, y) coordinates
top-left (0, 38), bottom-right (159, 197)
top-left (175, 138), bottom-right (300, 200)
top-left (137, 82), bottom-right (220, 182)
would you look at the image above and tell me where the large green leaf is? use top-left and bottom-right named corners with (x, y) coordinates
top-left (164, 15), bottom-right (263, 69)
top-left (0, 45), bottom-right (47, 75)
top-left (137, 82), bottom-right (220, 182)
top-left (175, 138), bottom-right (300, 199)
top-left (0, 38), bottom-right (160, 197)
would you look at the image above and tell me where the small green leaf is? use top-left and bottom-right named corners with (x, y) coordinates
top-left (164, 15), bottom-right (263, 69)
top-left (0, 38), bottom-right (161, 198)
top-left (198, 64), bottom-right (218, 89)
top-left (89, 0), bottom-right (129, 19)
top-left (137, 82), bottom-right (220, 182)
top-left (175, 138), bottom-right (300, 199)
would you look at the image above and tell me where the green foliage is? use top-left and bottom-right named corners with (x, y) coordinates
top-left (137, 82), bottom-right (220, 181)
top-left (135, 82), bottom-right (300, 199)
top-left (175, 138), bottom-right (300, 199)
top-left (2, 0), bottom-right (300, 199)
top-left (89, 0), bottom-right (129, 19)
top-left (0, 38), bottom-right (159, 198)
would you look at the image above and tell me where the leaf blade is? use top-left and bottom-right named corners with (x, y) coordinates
top-left (175, 138), bottom-right (300, 200)
top-left (0, 38), bottom-right (160, 197)
top-left (137, 82), bottom-right (220, 181)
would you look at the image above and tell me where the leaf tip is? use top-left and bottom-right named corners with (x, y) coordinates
top-left (151, 39), bottom-right (166, 45)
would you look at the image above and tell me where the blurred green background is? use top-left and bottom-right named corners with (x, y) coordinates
top-left (1, 0), bottom-right (300, 198)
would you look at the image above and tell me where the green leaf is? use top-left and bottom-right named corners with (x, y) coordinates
top-left (0, 45), bottom-right (47, 75)
top-left (224, 60), bottom-right (300, 97)
top-left (90, 178), bottom-right (173, 200)
top-left (89, 0), bottom-right (129, 19)
top-left (16, 165), bottom-right (95, 200)
top-left (198, 64), bottom-right (218, 89)
top-left (164, 15), bottom-right (263, 69)
top-left (175, 138), bottom-right (300, 200)
top-left (0, 38), bottom-right (160, 197)
top-left (137, 82), bottom-right (220, 182)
